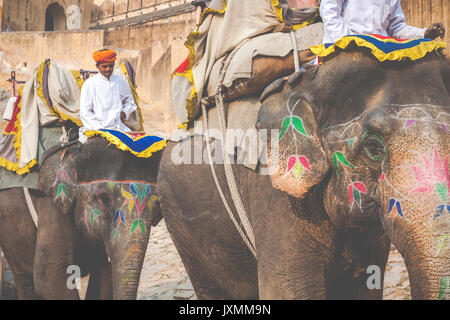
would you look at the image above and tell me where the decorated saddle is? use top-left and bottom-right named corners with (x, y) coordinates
top-left (84, 130), bottom-right (167, 159)
top-left (310, 34), bottom-right (446, 62)
top-left (172, 0), bottom-right (321, 128)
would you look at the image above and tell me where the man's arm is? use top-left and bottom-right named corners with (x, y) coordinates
top-left (80, 82), bottom-right (102, 130)
top-left (119, 78), bottom-right (137, 121)
top-left (387, 1), bottom-right (426, 39)
top-left (320, 0), bottom-right (349, 43)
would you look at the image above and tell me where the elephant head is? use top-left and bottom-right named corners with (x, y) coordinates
top-left (37, 137), bottom-right (163, 299)
top-left (258, 47), bottom-right (450, 299)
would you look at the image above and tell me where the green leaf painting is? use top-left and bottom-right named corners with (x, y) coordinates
top-left (89, 209), bottom-right (102, 226)
top-left (291, 116), bottom-right (308, 137)
top-left (332, 152), bottom-right (356, 178)
top-left (130, 219), bottom-right (139, 234)
top-left (56, 183), bottom-right (67, 199)
top-left (129, 219), bottom-right (146, 237)
top-left (279, 117), bottom-right (291, 140)
top-left (139, 219), bottom-right (146, 237)
top-left (279, 116), bottom-right (308, 140)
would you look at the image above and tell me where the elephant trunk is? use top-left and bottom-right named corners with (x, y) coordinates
top-left (405, 252), bottom-right (450, 300)
top-left (399, 219), bottom-right (450, 300)
top-left (379, 140), bottom-right (450, 300)
top-left (109, 240), bottom-right (147, 300)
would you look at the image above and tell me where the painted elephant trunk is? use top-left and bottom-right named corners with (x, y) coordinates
top-left (378, 120), bottom-right (450, 300)
top-left (110, 242), bottom-right (147, 300)
top-left (404, 252), bottom-right (450, 299)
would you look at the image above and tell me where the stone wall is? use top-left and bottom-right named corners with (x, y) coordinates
top-left (402, 0), bottom-right (449, 48)
top-left (1, 0), bottom-right (93, 32)
top-left (0, 30), bottom-right (107, 100)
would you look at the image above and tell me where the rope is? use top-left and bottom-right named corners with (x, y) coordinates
top-left (201, 104), bottom-right (256, 257)
top-left (24, 187), bottom-right (38, 228)
top-left (290, 30), bottom-right (300, 72)
top-left (202, 39), bottom-right (257, 257)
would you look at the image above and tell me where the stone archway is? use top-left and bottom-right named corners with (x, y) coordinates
top-left (45, 2), bottom-right (66, 31)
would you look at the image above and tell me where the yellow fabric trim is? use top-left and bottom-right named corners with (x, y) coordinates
top-left (120, 63), bottom-right (144, 131)
top-left (0, 157), bottom-right (38, 175)
top-left (197, 0), bottom-right (227, 27)
top-left (84, 130), bottom-right (167, 159)
top-left (0, 87), bottom-right (38, 175)
top-left (36, 60), bottom-right (83, 126)
top-left (310, 36), bottom-right (447, 62)
top-left (271, 0), bottom-right (318, 30)
top-left (178, 1), bottom-right (227, 125)
top-left (71, 70), bottom-right (85, 91)
top-left (177, 122), bottom-right (189, 130)
top-left (36, 61), bottom-right (58, 118)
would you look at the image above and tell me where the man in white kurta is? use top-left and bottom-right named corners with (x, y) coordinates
top-left (79, 49), bottom-right (137, 142)
top-left (320, 0), bottom-right (445, 43)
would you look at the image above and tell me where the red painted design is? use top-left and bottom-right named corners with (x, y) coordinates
top-left (410, 145), bottom-right (449, 201)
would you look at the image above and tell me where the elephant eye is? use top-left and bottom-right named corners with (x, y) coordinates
top-left (97, 192), bottom-right (112, 208)
top-left (363, 133), bottom-right (387, 161)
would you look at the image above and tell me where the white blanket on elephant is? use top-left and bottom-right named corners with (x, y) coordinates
top-left (206, 22), bottom-right (324, 95)
top-left (191, 96), bottom-right (264, 171)
top-left (19, 61), bottom-right (81, 168)
top-left (192, 0), bottom-right (284, 105)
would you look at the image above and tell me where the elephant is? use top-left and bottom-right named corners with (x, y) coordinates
top-left (157, 46), bottom-right (450, 299)
top-left (0, 137), bottom-right (163, 299)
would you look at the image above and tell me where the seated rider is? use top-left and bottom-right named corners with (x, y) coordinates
top-left (320, 0), bottom-right (445, 43)
top-left (79, 49), bottom-right (137, 142)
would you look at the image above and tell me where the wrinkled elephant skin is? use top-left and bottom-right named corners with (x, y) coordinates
top-left (159, 48), bottom-right (450, 299)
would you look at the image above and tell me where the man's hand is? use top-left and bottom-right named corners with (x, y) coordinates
top-left (121, 111), bottom-right (126, 122)
top-left (425, 23), bottom-right (446, 40)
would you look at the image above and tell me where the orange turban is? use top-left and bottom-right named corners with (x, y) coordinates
top-left (93, 49), bottom-right (117, 64)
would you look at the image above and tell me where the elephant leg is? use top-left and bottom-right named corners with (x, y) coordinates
top-left (33, 196), bottom-right (79, 300)
top-left (0, 189), bottom-right (38, 299)
top-left (158, 176), bottom-right (258, 300)
top-left (85, 260), bottom-right (113, 300)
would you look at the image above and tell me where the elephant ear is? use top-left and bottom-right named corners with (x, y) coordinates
top-left (37, 148), bottom-right (78, 215)
top-left (258, 73), bottom-right (330, 198)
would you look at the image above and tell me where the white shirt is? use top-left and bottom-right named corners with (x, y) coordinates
top-left (79, 73), bottom-right (137, 140)
top-left (320, 0), bottom-right (426, 43)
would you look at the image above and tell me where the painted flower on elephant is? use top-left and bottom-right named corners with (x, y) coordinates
top-left (121, 183), bottom-right (152, 238)
top-left (83, 207), bottom-right (102, 226)
top-left (435, 205), bottom-right (450, 220)
top-left (53, 164), bottom-right (72, 201)
top-left (121, 183), bottom-right (151, 215)
top-left (348, 182), bottom-right (368, 208)
top-left (114, 209), bottom-right (126, 225)
top-left (287, 155), bottom-right (311, 180)
top-left (388, 198), bottom-right (405, 220)
top-left (410, 145), bottom-right (449, 203)
top-left (110, 209), bottom-right (126, 244)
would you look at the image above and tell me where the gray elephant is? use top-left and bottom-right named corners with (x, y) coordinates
top-left (0, 137), bottom-right (163, 299)
top-left (157, 47), bottom-right (450, 299)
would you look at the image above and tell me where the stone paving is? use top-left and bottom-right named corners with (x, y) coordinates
top-left (137, 221), bottom-right (197, 300)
